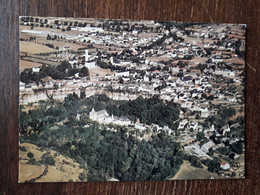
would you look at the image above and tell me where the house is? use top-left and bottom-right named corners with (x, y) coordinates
top-left (222, 126), bottom-right (231, 136)
top-left (189, 121), bottom-right (198, 131)
top-left (32, 67), bottom-right (40, 73)
top-left (212, 55), bottom-right (223, 63)
top-left (220, 161), bottom-right (230, 170)
top-left (141, 74), bottom-right (149, 82)
top-left (232, 53), bottom-right (238, 58)
top-left (115, 71), bottom-right (130, 77)
top-left (204, 43), bottom-right (211, 48)
top-left (178, 47), bottom-right (189, 53)
top-left (132, 30), bottom-right (139, 34)
top-left (200, 107), bottom-right (210, 118)
top-left (121, 61), bottom-right (131, 66)
top-left (105, 74), bottom-right (113, 80)
top-left (63, 46), bottom-right (70, 51)
top-left (228, 96), bottom-right (236, 103)
top-left (69, 60), bottom-right (78, 66)
top-left (110, 56), bottom-right (121, 66)
top-left (163, 126), bottom-right (173, 134)
top-left (178, 54), bottom-right (185, 59)
top-left (180, 101), bottom-right (192, 109)
top-left (178, 119), bottom-right (188, 129)
top-left (214, 69), bottom-right (235, 77)
top-left (20, 82), bottom-right (25, 90)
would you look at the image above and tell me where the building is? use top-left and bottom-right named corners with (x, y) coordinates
top-left (200, 107), bottom-right (210, 118)
top-left (89, 108), bottom-right (112, 124)
top-left (110, 56), bottom-right (121, 66)
top-left (32, 67), bottom-right (40, 73)
top-left (220, 161), bottom-right (230, 170)
top-left (89, 108), bottom-right (131, 126)
top-left (115, 71), bottom-right (130, 77)
top-left (84, 49), bottom-right (96, 69)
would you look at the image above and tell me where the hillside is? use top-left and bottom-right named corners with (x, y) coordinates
top-left (19, 142), bottom-right (86, 182)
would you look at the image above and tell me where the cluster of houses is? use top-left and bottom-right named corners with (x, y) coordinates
top-left (20, 19), bottom-right (244, 135)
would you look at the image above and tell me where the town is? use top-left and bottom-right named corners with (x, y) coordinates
top-left (19, 17), bottom-right (245, 182)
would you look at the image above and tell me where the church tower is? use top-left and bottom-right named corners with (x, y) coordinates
top-left (85, 49), bottom-right (89, 62)
top-left (89, 107), bottom-right (96, 120)
top-left (84, 49), bottom-right (96, 68)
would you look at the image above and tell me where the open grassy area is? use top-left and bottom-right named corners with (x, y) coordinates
top-left (19, 142), bottom-right (85, 182)
top-left (169, 160), bottom-right (224, 180)
top-left (19, 164), bottom-right (45, 182)
top-left (36, 166), bottom-right (82, 182)
top-left (89, 67), bottom-right (114, 77)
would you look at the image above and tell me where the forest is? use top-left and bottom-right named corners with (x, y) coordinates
top-left (20, 94), bottom-right (183, 181)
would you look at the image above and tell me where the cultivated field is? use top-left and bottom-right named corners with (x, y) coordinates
top-left (20, 41), bottom-right (56, 54)
top-left (20, 59), bottom-right (42, 71)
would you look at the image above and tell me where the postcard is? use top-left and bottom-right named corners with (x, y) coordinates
top-left (19, 16), bottom-right (246, 182)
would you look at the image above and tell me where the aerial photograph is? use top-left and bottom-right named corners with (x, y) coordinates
top-left (19, 16), bottom-right (245, 182)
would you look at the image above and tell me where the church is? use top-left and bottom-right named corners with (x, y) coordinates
top-left (89, 108), bottom-right (113, 124)
top-left (89, 108), bottom-right (131, 126)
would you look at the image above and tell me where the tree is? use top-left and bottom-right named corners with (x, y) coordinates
top-left (19, 146), bottom-right (27, 152)
top-left (41, 153), bottom-right (55, 166)
top-left (78, 172), bottom-right (86, 181)
top-left (177, 72), bottom-right (183, 77)
top-left (80, 67), bottom-right (89, 77)
top-left (196, 132), bottom-right (205, 141)
top-left (163, 65), bottom-right (170, 71)
top-left (27, 152), bottom-right (34, 159)
top-left (231, 142), bottom-right (243, 154)
top-left (188, 155), bottom-right (203, 168)
top-left (46, 34), bottom-right (51, 40)
top-left (206, 159), bottom-right (220, 173)
top-left (119, 77), bottom-right (124, 84)
top-left (80, 90), bottom-right (86, 99)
